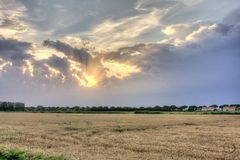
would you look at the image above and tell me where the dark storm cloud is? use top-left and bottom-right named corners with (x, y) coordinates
top-left (223, 7), bottom-right (240, 25)
top-left (43, 55), bottom-right (69, 74)
top-left (143, 24), bottom-right (239, 75)
top-left (43, 40), bottom-right (91, 67)
top-left (0, 37), bottom-right (32, 64)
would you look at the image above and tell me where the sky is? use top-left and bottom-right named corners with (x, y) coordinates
top-left (0, 0), bottom-right (239, 106)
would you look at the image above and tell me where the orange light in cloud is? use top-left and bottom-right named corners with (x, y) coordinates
top-left (162, 26), bottom-right (176, 35)
top-left (69, 59), bottom-right (97, 87)
top-left (0, 62), bottom-right (12, 71)
top-left (102, 60), bottom-right (141, 79)
top-left (72, 72), bottom-right (97, 88)
top-left (82, 72), bottom-right (97, 87)
top-left (28, 45), bottom-right (66, 60)
top-left (0, 60), bottom-right (12, 72)
top-left (44, 64), bottom-right (65, 83)
top-left (22, 60), bottom-right (34, 77)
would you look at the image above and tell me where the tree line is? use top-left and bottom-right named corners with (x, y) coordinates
top-left (0, 102), bottom-right (25, 111)
top-left (1, 101), bottom-right (239, 113)
top-left (25, 104), bottom-right (240, 113)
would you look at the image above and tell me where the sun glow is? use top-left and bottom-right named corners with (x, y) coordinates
top-left (72, 72), bottom-right (97, 88)
top-left (82, 72), bottom-right (97, 87)
top-left (68, 59), bottom-right (97, 87)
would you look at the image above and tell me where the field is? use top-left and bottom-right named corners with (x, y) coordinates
top-left (0, 113), bottom-right (239, 160)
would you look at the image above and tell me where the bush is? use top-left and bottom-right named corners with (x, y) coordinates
top-left (0, 148), bottom-right (65, 160)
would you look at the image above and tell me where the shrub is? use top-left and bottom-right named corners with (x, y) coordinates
top-left (0, 148), bottom-right (65, 160)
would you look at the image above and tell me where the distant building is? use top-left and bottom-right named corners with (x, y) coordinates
top-left (222, 105), bottom-right (240, 112)
top-left (201, 105), bottom-right (218, 111)
top-left (208, 105), bottom-right (218, 111)
top-left (201, 106), bottom-right (208, 111)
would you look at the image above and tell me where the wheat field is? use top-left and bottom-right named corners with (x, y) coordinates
top-left (0, 112), bottom-right (239, 160)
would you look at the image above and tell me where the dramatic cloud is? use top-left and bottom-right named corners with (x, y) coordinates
top-left (43, 40), bottom-right (91, 67)
top-left (223, 7), bottom-right (240, 25)
top-left (75, 9), bottom-right (161, 52)
top-left (0, 0), bottom-right (28, 39)
top-left (42, 39), bottom-right (142, 87)
top-left (0, 37), bottom-right (32, 64)
top-left (0, 1), bottom-right (239, 106)
top-left (43, 55), bottom-right (69, 74)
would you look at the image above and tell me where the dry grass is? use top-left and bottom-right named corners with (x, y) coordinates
top-left (0, 112), bottom-right (239, 160)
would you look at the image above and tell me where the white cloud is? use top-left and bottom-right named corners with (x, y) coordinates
top-left (185, 24), bottom-right (218, 41)
top-left (74, 9), bottom-right (162, 52)
top-left (0, 0), bottom-right (28, 39)
top-left (161, 21), bottom-right (218, 46)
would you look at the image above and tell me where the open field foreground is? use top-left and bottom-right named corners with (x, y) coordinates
top-left (0, 113), bottom-right (239, 160)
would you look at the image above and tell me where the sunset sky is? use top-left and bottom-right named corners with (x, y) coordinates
top-left (0, 0), bottom-right (239, 106)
